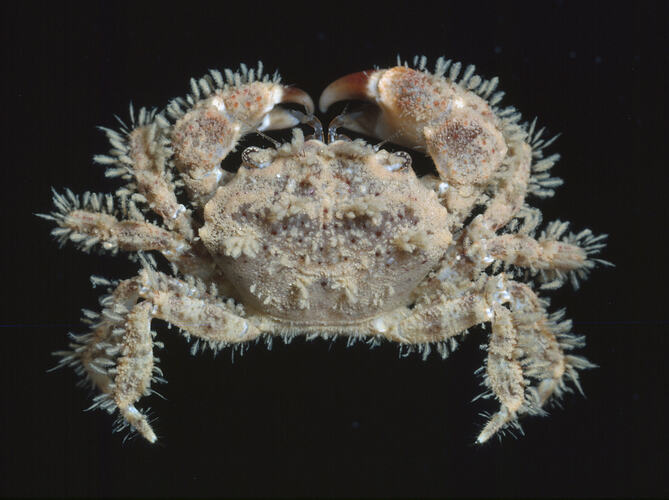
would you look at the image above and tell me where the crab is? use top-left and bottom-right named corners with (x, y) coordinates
top-left (41, 57), bottom-right (609, 444)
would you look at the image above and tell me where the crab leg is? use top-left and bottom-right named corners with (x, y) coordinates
top-left (366, 274), bottom-right (510, 352)
top-left (486, 233), bottom-right (587, 271)
top-left (476, 303), bottom-right (526, 443)
top-left (465, 216), bottom-right (609, 289)
top-left (138, 269), bottom-right (261, 347)
top-left (384, 294), bottom-right (481, 344)
top-left (476, 282), bottom-right (595, 443)
top-left (54, 270), bottom-right (261, 442)
top-left (41, 189), bottom-right (221, 282)
top-left (96, 115), bottom-right (196, 240)
top-left (371, 263), bottom-right (592, 443)
top-left (46, 194), bottom-right (187, 253)
top-left (479, 141), bottom-right (532, 230)
top-left (53, 278), bottom-right (158, 441)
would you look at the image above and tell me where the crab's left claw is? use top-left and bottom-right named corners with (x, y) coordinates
top-left (319, 70), bottom-right (409, 143)
top-left (319, 67), bottom-right (438, 148)
top-left (319, 66), bottom-right (508, 185)
top-left (320, 66), bottom-right (515, 225)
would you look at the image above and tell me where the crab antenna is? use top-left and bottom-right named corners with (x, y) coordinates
top-left (373, 129), bottom-right (404, 152)
top-left (253, 128), bottom-right (281, 148)
top-left (289, 110), bottom-right (324, 142)
top-left (238, 117), bottom-right (281, 148)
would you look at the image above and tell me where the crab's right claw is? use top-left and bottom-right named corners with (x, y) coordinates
top-left (170, 77), bottom-right (314, 203)
top-left (172, 81), bottom-right (314, 172)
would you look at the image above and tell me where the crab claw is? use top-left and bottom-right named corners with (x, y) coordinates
top-left (319, 71), bottom-right (376, 112)
top-left (226, 84), bottom-right (313, 132)
top-left (259, 107), bottom-right (301, 131)
top-left (259, 86), bottom-right (315, 131)
top-left (172, 81), bottom-right (314, 158)
top-left (319, 66), bottom-right (507, 186)
top-left (280, 86), bottom-right (315, 115)
top-left (319, 67), bottom-right (434, 147)
top-left (171, 80), bottom-right (314, 203)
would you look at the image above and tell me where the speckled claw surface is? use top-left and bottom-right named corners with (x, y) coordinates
top-left (168, 72), bottom-right (313, 205)
top-left (42, 57), bottom-right (609, 444)
top-left (320, 66), bottom-right (508, 189)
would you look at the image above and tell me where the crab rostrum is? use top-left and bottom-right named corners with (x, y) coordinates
top-left (42, 57), bottom-right (609, 444)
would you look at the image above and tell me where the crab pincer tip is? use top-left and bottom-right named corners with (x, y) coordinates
top-left (281, 86), bottom-right (315, 115)
top-left (318, 70), bottom-right (375, 113)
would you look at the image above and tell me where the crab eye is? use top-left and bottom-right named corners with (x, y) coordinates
top-left (384, 150), bottom-right (412, 172)
top-left (241, 146), bottom-right (270, 169)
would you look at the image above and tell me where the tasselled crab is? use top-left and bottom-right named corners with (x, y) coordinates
top-left (41, 57), bottom-right (609, 444)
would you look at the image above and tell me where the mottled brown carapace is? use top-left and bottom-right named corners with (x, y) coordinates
top-left (42, 57), bottom-right (609, 444)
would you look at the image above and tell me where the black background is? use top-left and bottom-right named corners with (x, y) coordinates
top-left (2, 1), bottom-right (667, 497)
